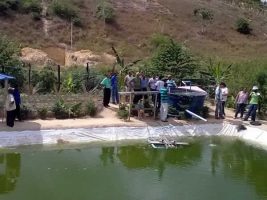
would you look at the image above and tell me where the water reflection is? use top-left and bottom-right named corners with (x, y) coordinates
top-left (99, 143), bottom-right (202, 179)
top-left (211, 140), bottom-right (267, 198)
top-left (0, 153), bottom-right (21, 194)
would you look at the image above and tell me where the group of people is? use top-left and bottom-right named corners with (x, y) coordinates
top-left (100, 71), bottom-right (177, 121)
top-left (215, 82), bottom-right (261, 122)
top-left (5, 85), bottom-right (21, 127)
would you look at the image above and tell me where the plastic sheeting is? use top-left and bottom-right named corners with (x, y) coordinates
top-left (0, 123), bottom-right (267, 150)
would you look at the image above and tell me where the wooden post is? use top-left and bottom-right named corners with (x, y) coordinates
top-left (28, 64), bottom-right (31, 94)
top-left (128, 92), bottom-right (132, 121)
top-left (57, 65), bottom-right (61, 92)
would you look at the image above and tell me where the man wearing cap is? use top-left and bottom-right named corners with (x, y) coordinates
top-left (243, 86), bottom-right (261, 122)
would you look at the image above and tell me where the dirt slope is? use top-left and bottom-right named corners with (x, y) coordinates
top-left (0, 0), bottom-right (267, 61)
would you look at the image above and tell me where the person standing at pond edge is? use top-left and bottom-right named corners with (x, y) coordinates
top-left (160, 82), bottom-right (169, 122)
top-left (111, 72), bottom-right (119, 105)
top-left (215, 83), bottom-right (224, 119)
top-left (221, 82), bottom-right (228, 117)
top-left (101, 73), bottom-right (111, 107)
top-left (13, 84), bottom-right (22, 121)
top-left (6, 88), bottom-right (16, 127)
top-left (234, 88), bottom-right (248, 119)
top-left (132, 72), bottom-right (142, 104)
top-left (243, 86), bottom-right (261, 122)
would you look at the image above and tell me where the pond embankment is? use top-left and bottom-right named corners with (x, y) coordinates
top-left (0, 122), bottom-right (267, 150)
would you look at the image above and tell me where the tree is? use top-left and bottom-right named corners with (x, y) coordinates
top-left (96, 0), bottom-right (115, 23)
top-left (0, 35), bottom-right (20, 68)
top-left (151, 39), bottom-right (197, 80)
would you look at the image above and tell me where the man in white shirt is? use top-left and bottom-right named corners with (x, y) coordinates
top-left (155, 76), bottom-right (165, 108)
top-left (221, 82), bottom-right (228, 117)
top-left (148, 76), bottom-right (157, 104)
top-left (215, 83), bottom-right (223, 119)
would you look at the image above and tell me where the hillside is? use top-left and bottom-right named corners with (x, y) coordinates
top-left (0, 0), bottom-right (267, 62)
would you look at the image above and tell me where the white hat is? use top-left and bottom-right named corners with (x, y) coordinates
top-left (252, 86), bottom-right (258, 90)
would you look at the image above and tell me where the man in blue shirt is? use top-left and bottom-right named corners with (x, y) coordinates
top-left (13, 84), bottom-right (22, 121)
top-left (111, 72), bottom-right (119, 104)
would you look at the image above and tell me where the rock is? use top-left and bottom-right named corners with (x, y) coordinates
top-left (20, 47), bottom-right (55, 66)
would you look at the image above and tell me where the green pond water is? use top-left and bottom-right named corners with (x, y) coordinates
top-left (1, 138), bottom-right (267, 200)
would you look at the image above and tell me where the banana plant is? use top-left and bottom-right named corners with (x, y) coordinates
top-left (206, 59), bottom-right (232, 84)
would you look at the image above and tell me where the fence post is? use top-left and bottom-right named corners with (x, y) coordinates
top-left (86, 63), bottom-right (90, 91)
top-left (57, 65), bottom-right (61, 92)
top-left (28, 64), bottom-right (31, 94)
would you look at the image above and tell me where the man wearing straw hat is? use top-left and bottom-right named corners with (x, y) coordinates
top-left (243, 86), bottom-right (261, 122)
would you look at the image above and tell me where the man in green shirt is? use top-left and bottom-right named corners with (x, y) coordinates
top-left (244, 86), bottom-right (261, 122)
top-left (100, 73), bottom-right (111, 107)
top-left (160, 83), bottom-right (168, 122)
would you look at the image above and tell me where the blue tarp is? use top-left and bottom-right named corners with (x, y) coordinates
top-left (0, 73), bottom-right (15, 80)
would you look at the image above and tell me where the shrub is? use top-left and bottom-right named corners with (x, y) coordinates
top-left (193, 8), bottom-right (214, 21)
top-left (52, 99), bottom-right (69, 119)
top-left (37, 107), bottom-right (48, 120)
top-left (86, 100), bottom-right (97, 117)
top-left (20, 104), bottom-right (34, 120)
top-left (70, 102), bottom-right (83, 118)
top-left (62, 67), bottom-right (86, 93)
top-left (20, 0), bottom-right (42, 14)
top-left (35, 66), bottom-right (56, 94)
top-left (96, 2), bottom-right (115, 23)
top-left (117, 103), bottom-right (129, 120)
top-left (51, 0), bottom-right (81, 25)
top-left (236, 18), bottom-right (252, 34)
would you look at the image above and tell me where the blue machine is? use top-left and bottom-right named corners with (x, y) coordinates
top-left (168, 86), bottom-right (207, 118)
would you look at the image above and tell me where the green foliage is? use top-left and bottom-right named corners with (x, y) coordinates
top-left (20, 0), bottom-right (42, 14)
top-left (52, 99), bottom-right (84, 119)
top-left (51, 0), bottom-right (81, 26)
top-left (37, 107), bottom-right (48, 120)
top-left (86, 99), bottom-right (97, 117)
top-left (0, 0), bottom-right (19, 13)
top-left (236, 18), bottom-right (251, 34)
top-left (205, 59), bottom-right (232, 84)
top-left (151, 37), bottom-right (197, 80)
top-left (62, 67), bottom-right (85, 93)
top-left (226, 96), bottom-right (236, 108)
top-left (96, 1), bottom-right (115, 23)
top-left (35, 66), bottom-right (56, 94)
top-left (20, 104), bottom-right (35, 120)
top-left (0, 35), bottom-right (20, 67)
top-left (150, 34), bottom-right (172, 49)
top-left (70, 102), bottom-right (83, 118)
top-left (52, 99), bottom-right (69, 119)
top-left (117, 103), bottom-right (129, 120)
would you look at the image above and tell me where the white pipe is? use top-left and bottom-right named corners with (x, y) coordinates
top-left (185, 109), bottom-right (207, 122)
